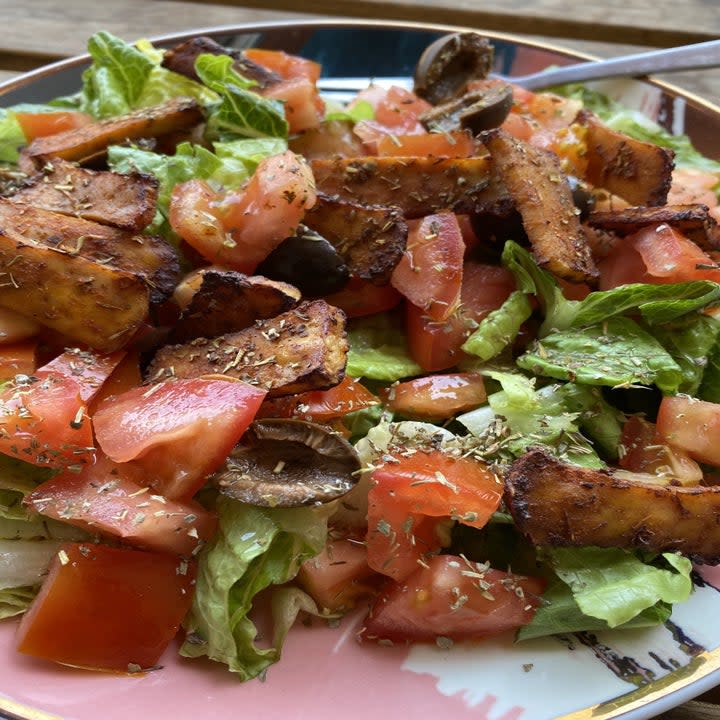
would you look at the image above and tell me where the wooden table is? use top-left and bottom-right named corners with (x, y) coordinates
top-left (0, 1), bottom-right (719, 719)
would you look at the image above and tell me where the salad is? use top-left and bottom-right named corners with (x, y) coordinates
top-left (0, 27), bottom-right (719, 683)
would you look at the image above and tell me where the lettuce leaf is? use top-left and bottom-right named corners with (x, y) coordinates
top-left (179, 497), bottom-right (329, 680)
top-left (0, 586), bottom-right (35, 620)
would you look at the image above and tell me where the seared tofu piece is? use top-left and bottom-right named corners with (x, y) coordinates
top-left (576, 109), bottom-right (674, 207)
top-left (11, 159), bottom-right (159, 232)
top-left (170, 270), bottom-right (301, 343)
top-left (0, 200), bottom-right (178, 305)
top-left (147, 300), bottom-right (347, 397)
top-left (588, 203), bottom-right (720, 251)
top-left (311, 156), bottom-right (504, 218)
top-left (20, 97), bottom-right (204, 167)
top-left (304, 194), bottom-right (407, 285)
top-left (506, 448), bottom-right (720, 563)
top-left (483, 129), bottom-right (598, 283)
top-left (0, 230), bottom-right (149, 352)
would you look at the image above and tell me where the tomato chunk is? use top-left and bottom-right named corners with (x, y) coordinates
top-left (0, 341), bottom-right (37, 380)
top-left (385, 373), bottom-right (487, 420)
top-left (376, 132), bottom-right (477, 158)
top-left (25, 453), bottom-right (217, 557)
top-left (15, 110), bottom-right (92, 140)
top-left (656, 395), bottom-right (720, 468)
top-left (17, 542), bottom-right (195, 672)
top-left (324, 277), bottom-right (402, 318)
top-left (367, 451), bottom-right (503, 581)
top-left (93, 377), bottom-right (266, 500)
top-left (362, 554), bottom-right (544, 644)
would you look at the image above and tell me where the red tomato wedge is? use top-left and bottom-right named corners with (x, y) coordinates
top-left (15, 110), bottom-right (92, 140)
top-left (656, 395), bottom-right (720, 468)
top-left (392, 213), bottom-right (465, 322)
top-left (25, 453), bottom-right (217, 557)
top-left (298, 536), bottom-right (380, 612)
top-left (262, 77), bottom-right (325, 134)
top-left (17, 542), bottom-right (195, 672)
top-left (367, 451), bottom-right (503, 581)
top-left (257, 376), bottom-right (379, 422)
top-left (93, 377), bottom-right (266, 500)
top-left (324, 277), bottom-right (402, 318)
top-left (385, 373), bottom-right (487, 420)
top-left (362, 554), bottom-right (544, 644)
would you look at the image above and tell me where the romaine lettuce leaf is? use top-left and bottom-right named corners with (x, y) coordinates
top-left (699, 329), bottom-right (720, 402)
top-left (179, 497), bottom-right (329, 680)
top-left (0, 586), bottom-right (35, 620)
top-left (324, 99), bottom-right (375, 123)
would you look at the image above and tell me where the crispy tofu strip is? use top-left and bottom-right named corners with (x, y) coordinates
top-left (170, 270), bottom-right (301, 343)
top-left (147, 300), bottom-right (347, 397)
top-left (311, 156), bottom-right (503, 218)
top-left (506, 448), bottom-right (720, 563)
top-left (0, 231), bottom-right (148, 352)
top-left (483, 129), bottom-right (598, 283)
top-left (303, 194), bottom-right (407, 284)
top-left (0, 200), bottom-right (178, 304)
top-left (588, 203), bottom-right (720, 251)
top-left (11, 159), bottom-right (159, 232)
top-left (576, 109), bottom-right (674, 207)
top-left (20, 98), bottom-right (204, 166)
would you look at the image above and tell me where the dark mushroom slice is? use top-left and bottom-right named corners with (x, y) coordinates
top-left (420, 82), bottom-right (514, 135)
top-left (213, 419), bottom-right (361, 507)
top-left (414, 32), bottom-right (494, 105)
top-left (256, 225), bottom-right (350, 297)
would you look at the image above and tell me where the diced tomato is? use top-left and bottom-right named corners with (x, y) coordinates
top-left (406, 261), bottom-right (516, 372)
top-left (656, 395), bottom-right (720, 468)
top-left (599, 223), bottom-right (720, 289)
top-left (261, 77), bottom-right (325, 134)
top-left (619, 414), bottom-right (702, 485)
top-left (25, 453), bottom-right (217, 556)
top-left (0, 341), bottom-right (37, 380)
top-left (501, 111), bottom-right (535, 142)
top-left (298, 536), bottom-right (380, 612)
top-left (243, 48), bottom-right (321, 83)
top-left (324, 277), bottom-right (402, 318)
top-left (288, 120), bottom-right (366, 160)
top-left (385, 373), bottom-right (487, 420)
top-left (376, 131), bottom-right (477, 158)
top-left (668, 168), bottom-right (719, 208)
top-left (367, 451), bottom-right (503, 581)
top-left (0, 307), bottom-right (41, 344)
top-left (392, 213), bottom-right (464, 322)
top-left (87, 349), bottom-right (143, 414)
top-left (16, 542), bottom-right (195, 672)
top-left (93, 377), bottom-right (266, 500)
top-left (362, 554), bottom-right (544, 644)
top-left (257, 376), bottom-right (379, 422)
top-left (170, 151), bottom-right (316, 272)
top-left (14, 110), bottom-right (92, 141)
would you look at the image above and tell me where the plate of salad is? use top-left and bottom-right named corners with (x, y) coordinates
top-left (2, 18), bottom-right (720, 720)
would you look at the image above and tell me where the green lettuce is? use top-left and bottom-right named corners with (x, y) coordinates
top-left (179, 497), bottom-right (329, 680)
top-left (324, 99), bottom-right (375, 123)
top-left (0, 586), bottom-right (35, 620)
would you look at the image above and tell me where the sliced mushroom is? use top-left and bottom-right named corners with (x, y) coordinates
top-left (420, 82), bottom-right (514, 135)
top-left (414, 32), bottom-right (494, 105)
top-left (213, 419), bottom-right (361, 507)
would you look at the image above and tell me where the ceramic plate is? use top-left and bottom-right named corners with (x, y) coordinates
top-left (1, 19), bottom-right (720, 720)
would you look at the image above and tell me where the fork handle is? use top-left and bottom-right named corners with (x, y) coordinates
top-left (517, 38), bottom-right (720, 90)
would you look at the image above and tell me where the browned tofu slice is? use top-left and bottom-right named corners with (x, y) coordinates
top-left (20, 97), bottom-right (204, 166)
top-left (303, 194), bottom-right (407, 285)
top-left (588, 203), bottom-right (720, 251)
top-left (0, 200), bottom-right (178, 304)
top-left (147, 300), bottom-right (347, 397)
top-left (483, 129), bottom-right (598, 283)
top-left (311, 156), bottom-right (503, 218)
top-left (506, 448), bottom-right (720, 563)
top-left (170, 270), bottom-right (301, 343)
top-left (0, 231), bottom-right (149, 352)
top-left (576, 109), bottom-right (674, 207)
top-left (11, 159), bottom-right (159, 232)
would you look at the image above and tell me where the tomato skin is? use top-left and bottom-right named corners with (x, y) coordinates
top-left (15, 111), bottom-right (92, 141)
top-left (93, 377), bottom-right (266, 500)
top-left (656, 395), bottom-right (720, 468)
top-left (385, 373), bottom-right (487, 420)
top-left (298, 536), bottom-right (380, 612)
top-left (376, 131), bottom-right (477, 158)
top-left (87, 349), bottom-right (143, 414)
top-left (0, 341), bottom-right (37, 380)
top-left (367, 451), bottom-right (503, 581)
top-left (391, 213), bottom-right (465, 322)
top-left (324, 277), bottom-right (402, 318)
top-left (362, 554), bottom-right (544, 644)
top-left (243, 48), bottom-right (321, 82)
top-left (261, 77), bottom-right (325, 133)
top-left (619, 414), bottom-right (702, 485)
top-left (25, 454), bottom-right (217, 557)
top-left (257, 376), bottom-right (379, 422)
top-left (16, 542), bottom-right (195, 672)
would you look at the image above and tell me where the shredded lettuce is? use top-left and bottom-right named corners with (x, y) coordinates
top-left (179, 497), bottom-right (329, 680)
